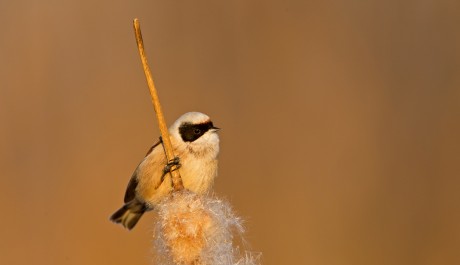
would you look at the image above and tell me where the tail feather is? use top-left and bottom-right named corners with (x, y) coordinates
top-left (110, 201), bottom-right (147, 230)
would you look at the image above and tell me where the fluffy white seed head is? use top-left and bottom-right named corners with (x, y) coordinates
top-left (153, 190), bottom-right (261, 265)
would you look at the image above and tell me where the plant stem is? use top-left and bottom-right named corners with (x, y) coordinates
top-left (133, 18), bottom-right (184, 191)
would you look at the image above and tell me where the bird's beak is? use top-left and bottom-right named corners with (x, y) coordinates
top-left (211, 126), bottom-right (220, 132)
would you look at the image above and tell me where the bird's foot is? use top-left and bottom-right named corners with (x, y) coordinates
top-left (155, 157), bottom-right (181, 189)
top-left (162, 156), bottom-right (181, 176)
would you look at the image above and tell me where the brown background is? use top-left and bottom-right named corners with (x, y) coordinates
top-left (1, 1), bottom-right (459, 264)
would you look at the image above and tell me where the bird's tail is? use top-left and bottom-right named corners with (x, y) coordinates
top-left (110, 200), bottom-right (147, 230)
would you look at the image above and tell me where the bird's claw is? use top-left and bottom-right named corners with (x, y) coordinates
top-left (162, 156), bottom-right (181, 175)
top-left (155, 157), bottom-right (181, 189)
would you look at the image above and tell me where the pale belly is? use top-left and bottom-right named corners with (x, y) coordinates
top-left (138, 157), bottom-right (218, 207)
top-left (180, 158), bottom-right (218, 194)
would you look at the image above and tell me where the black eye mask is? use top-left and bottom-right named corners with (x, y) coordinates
top-left (179, 121), bottom-right (216, 142)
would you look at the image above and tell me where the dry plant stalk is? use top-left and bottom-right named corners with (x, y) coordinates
top-left (133, 18), bottom-right (184, 191)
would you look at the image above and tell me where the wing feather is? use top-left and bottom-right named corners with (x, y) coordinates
top-left (123, 140), bottom-right (162, 203)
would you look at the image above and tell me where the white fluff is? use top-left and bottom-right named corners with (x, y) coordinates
top-left (153, 190), bottom-right (261, 265)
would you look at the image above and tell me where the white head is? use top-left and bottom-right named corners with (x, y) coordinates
top-left (169, 112), bottom-right (220, 158)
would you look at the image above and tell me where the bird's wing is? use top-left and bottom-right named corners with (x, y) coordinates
top-left (123, 140), bottom-right (162, 203)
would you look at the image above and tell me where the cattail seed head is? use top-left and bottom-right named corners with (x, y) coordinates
top-left (154, 190), bottom-right (261, 265)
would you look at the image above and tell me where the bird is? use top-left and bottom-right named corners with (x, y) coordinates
top-left (110, 112), bottom-right (220, 230)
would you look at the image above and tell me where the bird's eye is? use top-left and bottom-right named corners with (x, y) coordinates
top-left (194, 129), bottom-right (201, 134)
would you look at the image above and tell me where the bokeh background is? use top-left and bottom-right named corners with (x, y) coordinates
top-left (1, 1), bottom-right (459, 264)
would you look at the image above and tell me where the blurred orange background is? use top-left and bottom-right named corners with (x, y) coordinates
top-left (1, 1), bottom-right (459, 264)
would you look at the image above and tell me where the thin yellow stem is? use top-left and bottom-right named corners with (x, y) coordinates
top-left (133, 18), bottom-right (184, 191)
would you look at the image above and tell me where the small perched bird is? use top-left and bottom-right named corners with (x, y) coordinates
top-left (110, 112), bottom-right (220, 230)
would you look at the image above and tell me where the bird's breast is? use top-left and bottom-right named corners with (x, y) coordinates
top-left (180, 157), bottom-right (218, 194)
top-left (136, 143), bottom-right (218, 207)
